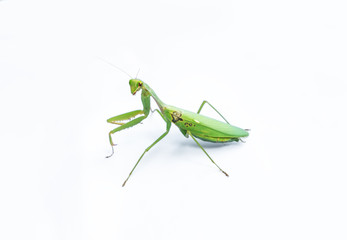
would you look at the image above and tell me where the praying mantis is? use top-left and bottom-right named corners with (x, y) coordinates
top-left (107, 79), bottom-right (249, 187)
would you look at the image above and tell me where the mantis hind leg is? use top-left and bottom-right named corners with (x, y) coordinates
top-left (122, 121), bottom-right (172, 187)
top-left (187, 131), bottom-right (229, 177)
top-left (197, 100), bottom-right (230, 124)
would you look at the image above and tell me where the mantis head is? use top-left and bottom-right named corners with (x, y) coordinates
top-left (129, 79), bottom-right (144, 95)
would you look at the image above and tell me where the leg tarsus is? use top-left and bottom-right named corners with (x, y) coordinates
top-left (122, 180), bottom-right (127, 187)
top-left (106, 144), bottom-right (116, 158)
top-left (221, 170), bottom-right (229, 177)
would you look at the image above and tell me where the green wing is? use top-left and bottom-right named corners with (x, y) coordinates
top-left (163, 105), bottom-right (248, 142)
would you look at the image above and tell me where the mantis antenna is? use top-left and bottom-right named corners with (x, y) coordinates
top-left (97, 57), bottom-right (133, 79)
top-left (135, 68), bottom-right (141, 79)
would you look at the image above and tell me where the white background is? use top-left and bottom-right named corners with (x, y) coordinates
top-left (1, 0), bottom-right (346, 239)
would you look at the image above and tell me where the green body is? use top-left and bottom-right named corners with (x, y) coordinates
top-left (163, 105), bottom-right (247, 142)
top-left (107, 79), bottom-right (249, 186)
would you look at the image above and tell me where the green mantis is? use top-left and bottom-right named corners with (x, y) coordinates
top-left (107, 79), bottom-right (249, 186)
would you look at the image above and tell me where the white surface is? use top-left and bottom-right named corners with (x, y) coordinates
top-left (1, 0), bottom-right (347, 239)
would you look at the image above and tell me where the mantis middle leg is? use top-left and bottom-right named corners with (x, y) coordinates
top-left (187, 131), bottom-right (229, 177)
top-left (122, 116), bottom-right (172, 187)
top-left (197, 100), bottom-right (230, 124)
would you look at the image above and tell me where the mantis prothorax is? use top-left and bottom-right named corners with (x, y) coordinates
top-left (107, 79), bottom-right (249, 187)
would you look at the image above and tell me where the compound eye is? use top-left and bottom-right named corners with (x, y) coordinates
top-left (138, 82), bottom-right (143, 87)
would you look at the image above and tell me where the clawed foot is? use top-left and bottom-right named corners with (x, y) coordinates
top-left (122, 179), bottom-right (128, 187)
top-left (222, 170), bottom-right (229, 177)
top-left (105, 144), bottom-right (116, 158)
